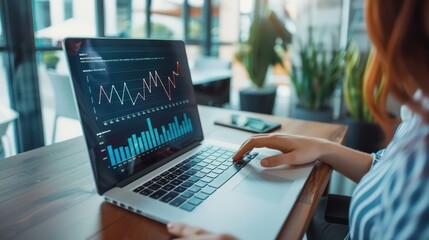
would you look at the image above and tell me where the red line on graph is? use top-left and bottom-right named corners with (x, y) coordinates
top-left (97, 61), bottom-right (184, 105)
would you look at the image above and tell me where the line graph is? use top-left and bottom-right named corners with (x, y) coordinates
top-left (97, 61), bottom-right (184, 105)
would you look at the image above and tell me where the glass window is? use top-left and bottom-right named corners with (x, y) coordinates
top-left (104, 0), bottom-right (147, 38)
top-left (33, 0), bottom-right (97, 47)
top-left (151, 0), bottom-right (183, 39)
top-left (239, 0), bottom-right (253, 42)
top-left (36, 50), bottom-right (82, 145)
top-left (188, 0), bottom-right (203, 40)
top-left (64, 0), bottom-right (74, 20)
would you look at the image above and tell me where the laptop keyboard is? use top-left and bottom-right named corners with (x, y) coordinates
top-left (132, 145), bottom-right (258, 212)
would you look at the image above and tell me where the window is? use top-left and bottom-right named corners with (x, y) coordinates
top-left (104, 0), bottom-right (147, 38)
top-left (151, 0), bottom-right (184, 39)
top-left (188, 0), bottom-right (203, 40)
top-left (33, 0), bottom-right (96, 47)
top-left (64, 0), bottom-right (74, 20)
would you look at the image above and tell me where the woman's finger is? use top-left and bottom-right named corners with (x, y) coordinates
top-left (167, 222), bottom-right (209, 237)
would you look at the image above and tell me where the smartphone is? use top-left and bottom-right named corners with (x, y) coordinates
top-left (214, 114), bottom-right (281, 133)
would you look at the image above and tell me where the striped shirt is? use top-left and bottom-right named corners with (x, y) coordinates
top-left (348, 110), bottom-right (429, 239)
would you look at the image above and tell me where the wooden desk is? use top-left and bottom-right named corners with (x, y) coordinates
top-left (0, 106), bottom-right (347, 240)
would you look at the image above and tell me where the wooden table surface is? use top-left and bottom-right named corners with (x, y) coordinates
top-left (0, 106), bottom-right (347, 240)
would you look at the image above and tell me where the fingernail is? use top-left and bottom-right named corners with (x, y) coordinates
top-left (167, 223), bottom-right (175, 229)
top-left (261, 159), bottom-right (268, 166)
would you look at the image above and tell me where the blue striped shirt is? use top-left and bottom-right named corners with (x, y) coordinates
top-left (348, 112), bottom-right (429, 239)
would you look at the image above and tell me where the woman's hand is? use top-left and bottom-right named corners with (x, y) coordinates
top-left (167, 222), bottom-right (237, 240)
top-left (232, 133), bottom-right (373, 182)
top-left (232, 133), bottom-right (329, 167)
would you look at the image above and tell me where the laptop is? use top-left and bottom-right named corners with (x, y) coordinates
top-left (63, 38), bottom-right (314, 239)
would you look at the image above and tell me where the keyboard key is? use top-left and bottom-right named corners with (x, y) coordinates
top-left (202, 159), bottom-right (212, 164)
top-left (217, 165), bottom-right (228, 171)
top-left (172, 169), bottom-right (184, 175)
top-left (156, 178), bottom-right (169, 185)
top-left (192, 165), bottom-right (204, 171)
top-left (222, 161), bottom-right (233, 167)
top-left (194, 181), bottom-right (208, 188)
top-left (200, 168), bottom-right (211, 174)
top-left (211, 161), bottom-right (221, 166)
top-left (187, 176), bottom-right (201, 183)
top-left (181, 191), bottom-right (194, 198)
top-left (201, 186), bottom-right (216, 195)
top-left (178, 174), bottom-right (191, 181)
top-left (188, 186), bottom-right (201, 193)
top-left (201, 176), bottom-right (214, 183)
top-left (207, 172), bottom-right (219, 178)
top-left (170, 179), bottom-right (183, 186)
top-left (197, 162), bottom-right (208, 167)
top-left (186, 169), bottom-right (198, 175)
top-left (180, 203), bottom-right (196, 212)
top-left (212, 168), bottom-right (223, 174)
top-left (133, 186), bottom-right (144, 192)
top-left (179, 165), bottom-right (191, 171)
top-left (194, 192), bottom-right (209, 200)
top-left (194, 172), bottom-right (206, 178)
top-left (161, 171), bottom-right (169, 176)
top-left (143, 180), bottom-right (154, 187)
top-left (174, 186), bottom-right (187, 193)
top-left (139, 188), bottom-right (153, 196)
top-left (148, 183), bottom-right (162, 191)
top-left (152, 175), bottom-right (162, 181)
top-left (161, 184), bottom-right (175, 191)
top-left (160, 192), bottom-right (179, 203)
top-left (209, 166), bottom-right (240, 189)
top-left (181, 181), bottom-right (194, 188)
top-left (170, 196), bottom-right (187, 207)
top-left (206, 164), bottom-right (216, 170)
top-left (164, 174), bottom-right (176, 180)
top-left (149, 189), bottom-right (167, 199)
top-left (187, 197), bottom-right (203, 206)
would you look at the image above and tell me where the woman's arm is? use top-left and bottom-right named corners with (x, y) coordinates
top-left (232, 134), bottom-right (373, 183)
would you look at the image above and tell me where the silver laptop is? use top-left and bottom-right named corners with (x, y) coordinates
top-left (63, 38), bottom-right (313, 239)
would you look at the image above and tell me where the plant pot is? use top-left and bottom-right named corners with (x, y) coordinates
top-left (340, 117), bottom-right (383, 153)
top-left (291, 106), bottom-right (333, 122)
top-left (239, 85), bottom-right (277, 114)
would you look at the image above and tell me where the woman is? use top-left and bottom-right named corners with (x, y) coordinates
top-left (167, 0), bottom-right (429, 239)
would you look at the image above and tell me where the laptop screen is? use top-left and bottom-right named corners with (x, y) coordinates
top-left (64, 38), bottom-right (204, 194)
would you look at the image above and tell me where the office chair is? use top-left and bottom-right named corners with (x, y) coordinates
top-left (0, 105), bottom-right (18, 158)
top-left (47, 71), bottom-right (80, 143)
top-left (192, 57), bottom-right (232, 107)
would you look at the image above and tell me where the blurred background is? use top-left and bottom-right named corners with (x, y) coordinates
top-left (0, 0), bottom-right (400, 195)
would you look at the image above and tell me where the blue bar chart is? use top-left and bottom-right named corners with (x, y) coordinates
top-left (107, 113), bottom-right (193, 167)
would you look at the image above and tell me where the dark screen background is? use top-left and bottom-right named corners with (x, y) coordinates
top-left (64, 38), bottom-right (204, 194)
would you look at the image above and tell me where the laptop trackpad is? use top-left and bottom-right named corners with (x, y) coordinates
top-left (232, 172), bottom-right (293, 203)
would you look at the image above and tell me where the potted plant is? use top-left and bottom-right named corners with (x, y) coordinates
top-left (289, 29), bottom-right (345, 122)
top-left (235, 10), bottom-right (291, 114)
top-left (42, 51), bottom-right (60, 70)
top-left (341, 43), bottom-right (383, 153)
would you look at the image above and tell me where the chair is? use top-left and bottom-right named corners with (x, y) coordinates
top-left (0, 105), bottom-right (18, 158)
top-left (47, 71), bottom-right (80, 143)
top-left (191, 57), bottom-right (232, 107)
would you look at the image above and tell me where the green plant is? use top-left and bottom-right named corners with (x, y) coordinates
top-left (42, 51), bottom-right (59, 69)
top-left (289, 30), bottom-right (345, 110)
top-left (235, 11), bottom-right (291, 88)
top-left (343, 43), bottom-right (382, 122)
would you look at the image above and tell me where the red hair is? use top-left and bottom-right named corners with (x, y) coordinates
top-left (365, 0), bottom-right (429, 141)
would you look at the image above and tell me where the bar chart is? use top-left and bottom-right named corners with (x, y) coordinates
top-left (106, 113), bottom-right (193, 167)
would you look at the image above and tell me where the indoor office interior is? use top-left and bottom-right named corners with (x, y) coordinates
top-left (0, 0), bottom-right (400, 197)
